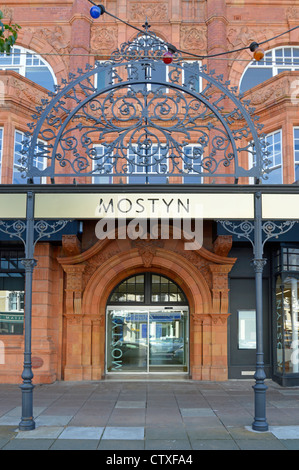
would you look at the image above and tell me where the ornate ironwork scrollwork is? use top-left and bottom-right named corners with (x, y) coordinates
top-left (218, 219), bottom-right (298, 252)
top-left (0, 219), bottom-right (72, 248)
top-left (0, 220), bottom-right (27, 244)
top-left (19, 26), bottom-right (269, 183)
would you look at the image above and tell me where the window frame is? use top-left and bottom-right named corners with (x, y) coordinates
top-left (13, 130), bottom-right (47, 184)
top-left (240, 46), bottom-right (299, 93)
top-left (92, 144), bottom-right (114, 184)
top-left (249, 129), bottom-right (283, 184)
top-left (183, 143), bottom-right (203, 184)
top-left (0, 248), bottom-right (25, 336)
top-left (0, 45), bottom-right (57, 91)
top-left (107, 272), bottom-right (188, 306)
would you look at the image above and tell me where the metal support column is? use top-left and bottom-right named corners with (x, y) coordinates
top-left (19, 191), bottom-right (36, 431)
top-left (252, 191), bottom-right (268, 432)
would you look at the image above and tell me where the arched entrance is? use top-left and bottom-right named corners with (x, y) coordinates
top-left (57, 232), bottom-right (236, 382)
top-left (106, 272), bottom-right (189, 374)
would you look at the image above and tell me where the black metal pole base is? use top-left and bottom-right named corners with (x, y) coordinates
top-left (19, 382), bottom-right (36, 431)
top-left (252, 381), bottom-right (269, 432)
top-left (19, 418), bottom-right (35, 431)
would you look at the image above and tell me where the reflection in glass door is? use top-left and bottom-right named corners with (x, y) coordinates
top-left (149, 311), bottom-right (188, 372)
top-left (106, 310), bottom-right (148, 372)
top-left (106, 308), bottom-right (188, 373)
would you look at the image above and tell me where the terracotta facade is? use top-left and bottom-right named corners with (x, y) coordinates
top-left (1, 0), bottom-right (299, 383)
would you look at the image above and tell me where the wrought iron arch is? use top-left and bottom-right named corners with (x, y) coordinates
top-left (20, 28), bottom-right (269, 183)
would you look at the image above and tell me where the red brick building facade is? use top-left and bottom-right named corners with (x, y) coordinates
top-left (1, 0), bottom-right (299, 384)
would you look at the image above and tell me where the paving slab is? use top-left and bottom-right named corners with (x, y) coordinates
top-left (2, 439), bottom-right (55, 450)
top-left (102, 426), bottom-right (144, 440)
top-left (270, 426), bottom-right (299, 439)
top-left (145, 425), bottom-right (188, 440)
top-left (191, 439), bottom-right (239, 450)
top-left (97, 439), bottom-right (145, 450)
top-left (235, 439), bottom-right (287, 450)
top-left (15, 426), bottom-right (64, 439)
top-left (50, 439), bottom-right (100, 450)
top-left (0, 416), bottom-right (20, 426)
top-left (58, 426), bottom-right (104, 439)
top-left (115, 401), bottom-right (146, 408)
top-left (280, 440), bottom-right (299, 450)
top-left (145, 439), bottom-right (192, 450)
top-left (35, 415), bottom-right (73, 426)
top-left (180, 408), bottom-right (216, 417)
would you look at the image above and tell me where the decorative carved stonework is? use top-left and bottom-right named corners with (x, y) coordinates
top-left (62, 265), bottom-right (86, 315)
top-left (191, 313), bottom-right (203, 326)
top-left (62, 235), bottom-right (81, 257)
top-left (63, 314), bottom-right (83, 324)
top-left (173, 249), bottom-right (212, 288)
top-left (180, 26), bottom-right (207, 52)
top-left (227, 26), bottom-right (273, 56)
top-left (213, 235), bottom-right (232, 257)
top-left (5, 75), bottom-right (47, 106)
top-left (131, 239), bottom-right (164, 267)
top-left (129, 2), bottom-right (168, 21)
top-left (63, 265), bottom-right (85, 292)
top-left (28, 26), bottom-right (71, 54)
top-left (210, 313), bottom-right (230, 325)
top-left (91, 26), bottom-right (118, 53)
top-left (227, 26), bottom-right (256, 50)
top-left (83, 249), bottom-right (121, 288)
top-left (0, 5), bottom-right (13, 21)
top-left (286, 6), bottom-right (299, 20)
top-left (247, 78), bottom-right (288, 106)
top-left (209, 265), bottom-right (233, 314)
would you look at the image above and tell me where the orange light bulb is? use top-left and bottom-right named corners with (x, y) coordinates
top-left (253, 47), bottom-right (265, 62)
top-left (249, 42), bottom-right (265, 62)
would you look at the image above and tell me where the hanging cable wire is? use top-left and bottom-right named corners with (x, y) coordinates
top-left (87, 0), bottom-right (299, 60)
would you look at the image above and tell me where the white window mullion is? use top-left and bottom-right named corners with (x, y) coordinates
top-left (249, 129), bottom-right (283, 184)
top-left (13, 130), bottom-right (47, 184)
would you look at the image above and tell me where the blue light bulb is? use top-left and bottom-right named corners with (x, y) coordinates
top-left (90, 6), bottom-right (102, 19)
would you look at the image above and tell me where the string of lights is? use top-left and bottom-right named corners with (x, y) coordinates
top-left (2, 49), bottom-right (297, 65)
top-left (87, 0), bottom-right (299, 63)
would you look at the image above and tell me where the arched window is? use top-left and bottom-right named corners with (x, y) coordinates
top-left (108, 273), bottom-right (188, 305)
top-left (240, 47), bottom-right (299, 93)
top-left (0, 46), bottom-right (56, 91)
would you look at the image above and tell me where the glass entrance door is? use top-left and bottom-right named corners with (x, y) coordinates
top-left (106, 310), bottom-right (148, 372)
top-left (149, 310), bottom-right (188, 372)
top-left (106, 307), bottom-right (188, 373)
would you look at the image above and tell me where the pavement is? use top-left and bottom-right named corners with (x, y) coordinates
top-left (0, 378), bottom-right (299, 451)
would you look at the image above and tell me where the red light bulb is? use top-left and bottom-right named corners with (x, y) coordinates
top-left (163, 51), bottom-right (173, 64)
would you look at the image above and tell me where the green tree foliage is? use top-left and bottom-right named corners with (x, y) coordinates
top-left (0, 10), bottom-right (21, 54)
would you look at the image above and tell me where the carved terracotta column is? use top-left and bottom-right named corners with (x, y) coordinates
top-left (62, 264), bottom-right (86, 381)
top-left (70, 0), bottom-right (92, 73)
top-left (210, 313), bottom-right (230, 381)
top-left (206, 0), bottom-right (228, 79)
top-left (190, 313), bottom-right (203, 380)
top-left (209, 265), bottom-right (233, 314)
top-left (91, 317), bottom-right (104, 379)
